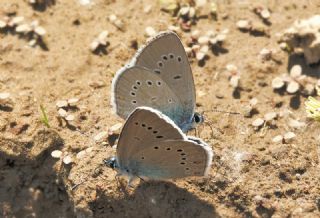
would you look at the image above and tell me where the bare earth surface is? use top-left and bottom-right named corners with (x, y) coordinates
top-left (1, 0), bottom-right (320, 217)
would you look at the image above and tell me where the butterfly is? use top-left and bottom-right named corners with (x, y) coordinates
top-left (104, 106), bottom-right (213, 186)
top-left (111, 31), bottom-right (203, 133)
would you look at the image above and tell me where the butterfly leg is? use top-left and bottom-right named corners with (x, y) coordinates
top-left (127, 175), bottom-right (139, 188)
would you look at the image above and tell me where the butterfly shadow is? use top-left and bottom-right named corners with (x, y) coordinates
top-left (0, 129), bottom-right (75, 218)
top-left (88, 180), bottom-right (220, 218)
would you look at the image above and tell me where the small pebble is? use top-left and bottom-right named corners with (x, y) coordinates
top-left (56, 100), bottom-right (68, 108)
top-left (94, 131), bottom-right (108, 141)
top-left (145, 26), bottom-right (156, 37)
top-left (259, 48), bottom-right (272, 60)
top-left (272, 77), bottom-right (285, 89)
top-left (196, 51), bottom-right (206, 61)
top-left (0, 92), bottom-right (10, 100)
top-left (286, 81), bottom-right (300, 94)
top-left (16, 24), bottom-right (31, 33)
top-left (283, 131), bottom-right (296, 143)
top-left (65, 114), bottom-right (75, 121)
top-left (236, 20), bottom-right (251, 30)
top-left (58, 108), bottom-right (67, 117)
top-left (51, 150), bottom-right (62, 158)
top-left (68, 98), bottom-right (79, 106)
top-left (272, 135), bottom-right (283, 143)
top-left (191, 30), bottom-right (200, 39)
top-left (63, 155), bottom-right (73, 165)
top-left (76, 150), bottom-right (87, 159)
top-left (198, 36), bottom-right (209, 45)
top-left (288, 118), bottom-right (305, 129)
top-left (260, 9), bottom-right (271, 19)
top-left (34, 26), bottom-right (46, 36)
top-left (290, 65), bottom-right (302, 78)
top-left (230, 76), bottom-right (240, 88)
top-left (109, 122), bottom-right (123, 133)
top-left (252, 118), bottom-right (264, 128)
top-left (144, 5), bottom-right (152, 14)
top-left (264, 112), bottom-right (277, 121)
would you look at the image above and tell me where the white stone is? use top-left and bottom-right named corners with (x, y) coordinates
top-left (145, 26), bottom-right (156, 37)
top-left (51, 150), bottom-right (62, 158)
top-left (272, 77), bottom-right (285, 89)
top-left (34, 26), bottom-right (46, 36)
top-left (264, 112), bottom-right (277, 121)
top-left (230, 75), bottom-right (240, 88)
top-left (286, 81), bottom-right (300, 94)
top-left (63, 155), bottom-right (73, 164)
top-left (65, 114), bottom-right (75, 121)
top-left (109, 122), bottom-right (123, 133)
top-left (94, 131), bottom-right (108, 141)
top-left (16, 24), bottom-right (32, 33)
top-left (56, 100), bottom-right (68, 108)
top-left (288, 118), bottom-right (305, 128)
top-left (284, 131), bottom-right (296, 143)
top-left (68, 98), bottom-right (79, 106)
top-left (272, 135), bottom-right (283, 143)
top-left (290, 65), bottom-right (302, 78)
top-left (252, 118), bottom-right (264, 127)
top-left (198, 36), bottom-right (209, 45)
top-left (76, 150), bottom-right (86, 159)
top-left (236, 20), bottom-right (251, 30)
top-left (0, 92), bottom-right (10, 100)
top-left (58, 108), bottom-right (67, 117)
top-left (260, 9), bottom-right (270, 19)
top-left (90, 40), bottom-right (100, 51)
top-left (196, 51), bottom-right (206, 61)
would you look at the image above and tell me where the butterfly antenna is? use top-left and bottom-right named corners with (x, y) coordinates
top-left (203, 109), bottom-right (241, 115)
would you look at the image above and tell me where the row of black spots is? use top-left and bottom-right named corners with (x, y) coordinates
top-left (161, 54), bottom-right (182, 62)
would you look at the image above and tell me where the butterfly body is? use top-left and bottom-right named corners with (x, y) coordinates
top-left (111, 31), bottom-right (203, 132)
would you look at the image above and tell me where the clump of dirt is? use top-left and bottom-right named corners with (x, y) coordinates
top-left (1, 0), bottom-right (320, 217)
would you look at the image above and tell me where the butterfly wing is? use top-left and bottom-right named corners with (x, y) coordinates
top-left (116, 106), bottom-right (185, 170)
top-left (132, 31), bottom-right (196, 122)
top-left (129, 139), bottom-right (213, 180)
top-left (112, 66), bottom-right (192, 131)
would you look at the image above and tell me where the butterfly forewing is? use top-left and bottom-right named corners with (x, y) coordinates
top-left (116, 107), bottom-right (185, 169)
top-left (133, 31), bottom-right (196, 118)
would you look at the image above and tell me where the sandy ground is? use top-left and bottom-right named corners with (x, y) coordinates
top-left (1, 0), bottom-right (320, 217)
